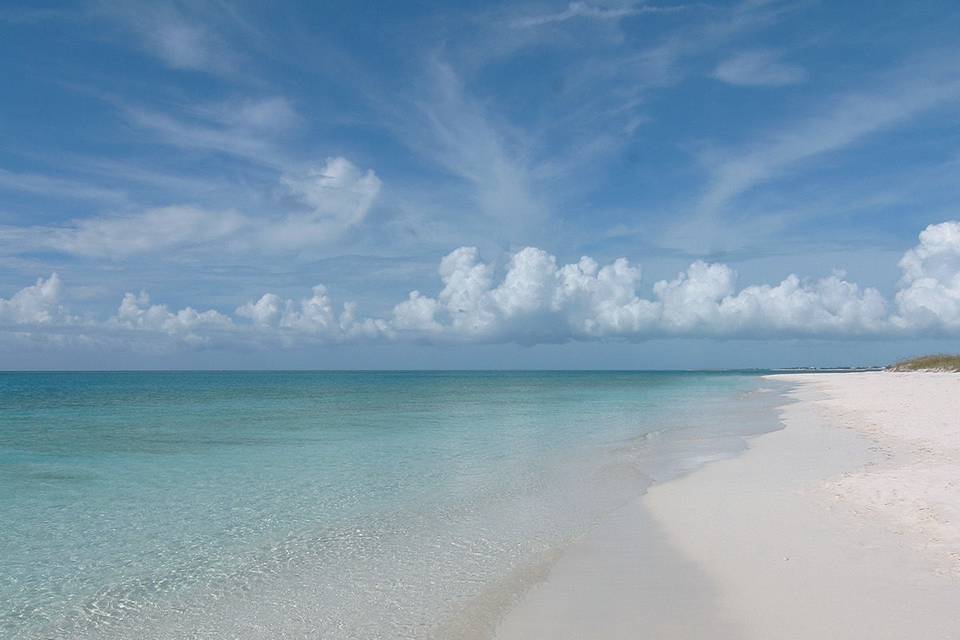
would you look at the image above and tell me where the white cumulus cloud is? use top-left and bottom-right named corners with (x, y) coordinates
top-left (237, 286), bottom-right (388, 343)
top-left (5, 221), bottom-right (960, 350)
top-left (391, 291), bottom-right (443, 333)
top-left (112, 291), bottom-right (234, 346)
top-left (0, 274), bottom-right (72, 325)
top-left (382, 248), bottom-right (887, 342)
top-left (893, 221), bottom-right (960, 331)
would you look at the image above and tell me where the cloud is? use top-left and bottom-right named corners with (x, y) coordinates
top-left (893, 221), bottom-right (960, 331)
top-left (511, 1), bottom-right (683, 28)
top-left (691, 53), bottom-right (960, 230)
top-left (0, 158), bottom-right (381, 258)
top-left (100, 2), bottom-right (238, 74)
top-left (712, 49), bottom-right (806, 87)
top-left (111, 290), bottom-right (234, 346)
top-left (472, 0), bottom-right (792, 217)
top-left (121, 105), bottom-right (283, 166)
top-left (42, 206), bottom-right (247, 259)
top-left (268, 157), bottom-right (382, 248)
top-left (116, 94), bottom-right (302, 171)
top-left (0, 169), bottom-right (128, 205)
top-left (237, 286), bottom-right (388, 343)
top-left (380, 59), bottom-right (547, 241)
top-left (0, 205), bottom-right (246, 259)
top-left (213, 97), bottom-right (301, 133)
top-left (383, 246), bottom-right (887, 343)
top-left (6, 221), bottom-right (960, 349)
top-left (235, 293), bottom-right (284, 327)
top-left (391, 291), bottom-right (443, 333)
top-left (0, 274), bottom-right (73, 325)
top-left (153, 16), bottom-right (222, 70)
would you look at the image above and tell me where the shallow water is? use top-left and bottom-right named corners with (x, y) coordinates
top-left (0, 371), bottom-right (782, 639)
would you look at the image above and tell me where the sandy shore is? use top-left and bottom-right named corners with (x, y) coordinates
top-left (494, 372), bottom-right (960, 639)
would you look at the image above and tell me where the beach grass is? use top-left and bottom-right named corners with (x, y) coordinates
top-left (888, 354), bottom-right (960, 372)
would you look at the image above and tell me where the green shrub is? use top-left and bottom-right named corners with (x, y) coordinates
top-left (888, 354), bottom-right (960, 372)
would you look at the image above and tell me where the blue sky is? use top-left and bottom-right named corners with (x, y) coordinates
top-left (2, 0), bottom-right (960, 369)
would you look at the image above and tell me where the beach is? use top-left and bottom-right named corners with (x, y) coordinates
top-left (6, 0), bottom-right (960, 636)
top-left (5, 370), bottom-right (960, 638)
top-left (495, 371), bottom-right (960, 638)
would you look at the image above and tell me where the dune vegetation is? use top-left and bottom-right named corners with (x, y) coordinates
top-left (888, 354), bottom-right (960, 372)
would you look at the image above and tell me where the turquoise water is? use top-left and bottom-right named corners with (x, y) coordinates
top-left (0, 371), bottom-right (780, 639)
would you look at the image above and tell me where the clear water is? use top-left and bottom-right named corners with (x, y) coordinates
top-left (0, 371), bottom-right (782, 639)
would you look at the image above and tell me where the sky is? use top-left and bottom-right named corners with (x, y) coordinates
top-left (2, 0), bottom-right (960, 370)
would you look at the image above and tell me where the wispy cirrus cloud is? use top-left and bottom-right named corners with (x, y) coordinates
top-left (97, 1), bottom-right (239, 75)
top-left (0, 168), bottom-right (129, 205)
top-left (11, 206), bottom-right (248, 259)
top-left (0, 157), bottom-right (382, 259)
top-left (510, 0), bottom-right (796, 165)
top-left (511, 1), bottom-right (685, 28)
top-left (712, 49), bottom-right (806, 86)
top-left (667, 51), bottom-right (960, 252)
top-left (190, 96), bottom-right (301, 133)
top-left (119, 97), bottom-right (297, 168)
top-left (704, 54), bottom-right (960, 213)
top-left (382, 59), bottom-right (547, 241)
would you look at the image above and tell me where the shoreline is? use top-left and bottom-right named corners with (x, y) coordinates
top-left (492, 372), bottom-right (960, 638)
top-left (473, 376), bottom-right (784, 640)
top-left (491, 376), bottom-right (785, 639)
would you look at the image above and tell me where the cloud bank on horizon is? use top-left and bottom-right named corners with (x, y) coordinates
top-left (3, 222), bottom-right (959, 351)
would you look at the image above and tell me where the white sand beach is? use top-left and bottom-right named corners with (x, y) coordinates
top-left (494, 372), bottom-right (960, 639)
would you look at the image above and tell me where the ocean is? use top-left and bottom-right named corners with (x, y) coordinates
top-left (0, 371), bottom-right (783, 639)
